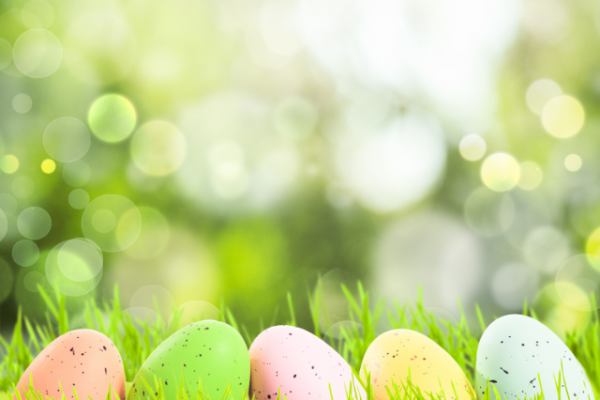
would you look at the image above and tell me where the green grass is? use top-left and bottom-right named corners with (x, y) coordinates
top-left (0, 283), bottom-right (599, 400)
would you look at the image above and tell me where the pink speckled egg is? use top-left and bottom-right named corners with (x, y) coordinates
top-left (249, 326), bottom-right (364, 400)
top-left (14, 329), bottom-right (125, 400)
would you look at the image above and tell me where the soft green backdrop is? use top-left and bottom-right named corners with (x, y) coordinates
top-left (0, 0), bottom-right (599, 344)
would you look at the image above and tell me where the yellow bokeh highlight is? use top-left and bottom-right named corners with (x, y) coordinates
top-left (585, 227), bottom-right (600, 270)
top-left (541, 95), bottom-right (585, 139)
top-left (555, 281), bottom-right (595, 312)
top-left (564, 154), bottom-right (582, 172)
top-left (41, 158), bottom-right (56, 174)
top-left (480, 153), bottom-right (520, 192)
top-left (534, 283), bottom-right (591, 339)
top-left (1, 154), bottom-right (19, 174)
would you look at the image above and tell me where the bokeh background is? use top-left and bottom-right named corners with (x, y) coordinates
top-left (0, 0), bottom-right (599, 345)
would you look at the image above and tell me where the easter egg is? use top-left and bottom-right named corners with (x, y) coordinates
top-left (14, 329), bottom-right (125, 400)
top-left (127, 320), bottom-right (249, 400)
top-left (361, 329), bottom-right (475, 400)
top-left (476, 314), bottom-right (591, 400)
top-left (249, 326), bottom-right (364, 400)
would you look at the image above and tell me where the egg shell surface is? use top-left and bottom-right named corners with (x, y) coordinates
top-left (249, 326), bottom-right (364, 400)
top-left (127, 320), bottom-right (250, 400)
top-left (14, 329), bottom-right (125, 400)
top-left (476, 314), bottom-right (591, 400)
top-left (361, 329), bottom-right (475, 400)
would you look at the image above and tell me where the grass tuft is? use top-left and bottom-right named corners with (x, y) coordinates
top-left (1, 282), bottom-right (599, 400)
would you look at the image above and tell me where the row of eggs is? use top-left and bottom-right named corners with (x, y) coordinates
top-left (13, 315), bottom-right (592, 400)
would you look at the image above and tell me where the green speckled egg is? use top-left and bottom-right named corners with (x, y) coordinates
top-left (127, 320), bottom-right (250, 400)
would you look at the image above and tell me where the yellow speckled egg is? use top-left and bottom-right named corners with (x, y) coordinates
top-left (361, 329), bottom-right (475, 400)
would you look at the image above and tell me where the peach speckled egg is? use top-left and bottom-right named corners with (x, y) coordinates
top-left (14, 329), bottom-right (125, 400)
top-left (361, 329), bottom-right (474, 400)
top-left (249, 326), bottom-right (364, 400)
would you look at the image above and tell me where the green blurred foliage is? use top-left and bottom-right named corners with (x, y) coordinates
top-left (1, 0), bottom-right (600, 342)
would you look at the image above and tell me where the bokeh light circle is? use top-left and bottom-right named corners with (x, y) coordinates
top-left (526, 79), bottom-right (562, 115)
top-left (45, 240), bottom-right (102, 296)
top-left (177, 91), bottom-right (304, 210)
top-left (82, 194), bottom-right (141, 252)
top-left (517, 161), bottom-right (543, 190)
top-left (568, 186), bottom-right (600, 237)
top-left (503, 191), bottom-right (555, 252)
top-left (542, 95), bottom-right (585, 139)
top-left (207, 141), bottom-right (250, 200)
top-left (253, 138), bottom-right (302, 207)
top-left (0, 38), bottom-right (12, 69)
top-left (125, 206), bottom-right (170, 260)
top-left (324, 321), bottom-right (364, 340)
top-left (334, 113), bottom-right (446, 213)
top-left (459, 134), bottom-right (486, 161)
top-left (273, 96), bottom-right (318, 139)
top-left (122, 307), bottom-right (165, 334)
top-left (533, 283), bottom-right (590, 339)
top-left (555, 255), bottom-right (600, 312)
top-left (1, 155), bottom-right (19, 174)
top-left (14, 256), bottom-right (52, 319)
top-left (564, 154), bottom-right (582, 172)
top-left (17, 206), bottom-right (51, 240)
top-left (0, 258), bottom-right (13, 303)
top-left (13, 29), bottom-right (62, 78)
top-left (57, 238), bottom-right (103, 282)
top-left (313, 269), bottom-right (359, 332)
top-left (12, 239), bottom-right (39, 267)
top-left (168, 301), bottom-right (220, 332)
top-left (88, 94), bottom-right (137, 143)
top-left (131, 120), bottom-right (186, 176)
top-left (92, 209), bottom-right (116, 233)
top-left (130, 284), bottom-right (175, 322)
top-left (373, 213), bottom-right (483, 316)
top-left (524, 226), bottom-right (570, 274)
top-left (23, 271), bottom-right (46, 293)
top-left (491, 263), bottom-right (539, 311)
top-left (21, 0), bottom-right (54, 29)
top-left (0, 209), bottom-right (7, 242)
top-left (63, 160), bottom-right (91, 187)
top-left (12, 94), bottom-right (32, 114)
top-left (0, 193), bottom-right (17, 216)
top-left (41, 159), bottom-right (55, 174)
top-left (12, 176), bottom-right (35, 198)
top-left (585, 227), bottom-right (600, 270)
top-left (480, 153), bottom-right (520, 192)
top-left (43, 117), bottom-right (90, 162)
top-left (68, 189), bottom-right (89, 209)
top-left (464, 187), bottom-right (515, 236)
